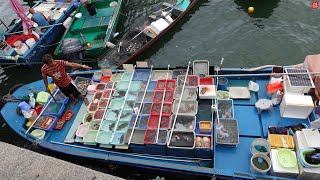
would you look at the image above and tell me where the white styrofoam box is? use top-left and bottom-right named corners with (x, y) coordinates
top-left (270, 149), bottom-right (299, 178)
top-left (280, 94), bottom-right (314, 119)
top-left (148, 18), bottom-right (169, 36)
top-left (302, 129), bottom-right (320, 148)
top-left (294, 131), bottom-right (309, 150)
top-left (193, 60), bottom-right (209, 76)
top-left (311, 118), bottom-right (320, 129)
top-left (199, 85), bottom-right (216, 99)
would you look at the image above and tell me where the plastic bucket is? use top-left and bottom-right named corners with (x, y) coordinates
top-left (15, 43), bottom-right (29, 55)
top-left (26, 38), bottom-right (36, 48)
top-left (250, 153), bottom-right (271, 174)
top-left (86, 4), bottom-right (97, 16)
top-left (217, 77), bottom-right (228, 91)
top-left (18, 101), bottom-right (31, 112)
top-left (251, 138), bottom-right (271, 155)
top-left (25, 109), bottom-right (38, 122)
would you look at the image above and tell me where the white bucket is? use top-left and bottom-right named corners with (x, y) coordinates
top-left (15, 43), bottom-right (29, 55)
top-left (250, 153), bottom-right (271, 174)
top-left (251, 138), bottom-right (271, 155)
top-left (26, 38), bottom-right (36, 48)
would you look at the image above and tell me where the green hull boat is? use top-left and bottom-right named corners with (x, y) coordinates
top-left (54, 0), bottom-right (122, 58)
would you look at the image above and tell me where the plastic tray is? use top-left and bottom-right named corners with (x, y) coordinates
top-left (113, 89), bottom-right (127, 99)
top-left (216, 91), bottom-right (230, 100)
top-left (150, 103), bottom-right (172, 115)
top-left (93, 109), bottom-right (105, 120)
top-left (93, 71), bottom-right (102, 82)
top-left (93, 91), bottom-right (103, 100)
top-left (88, 120), bottom-right (101, 130)
top-left (172, 100), bottom-right (198, 115)
top-left (144, 129), bottom-right (157, 144)
top-left (105, 82), bottom-right (115, 89)
top-left (111, 73), bottom-right (123, 82)
top-left (156, 79), bottom-right (176, 90)
top-left (152, 90), bottom-right (174, 103)
top-left (193, 60), bottom-right (209, 76)
top-left (115, 120), bottom-right (129, 132)
top-left (195, 135), bottom-right (212, 149)
top-left (129, 81), bottom-right (142, 91)
top-left (200, 77), bottom-right (214, 85)
top-left (101, 75), bottom-right (111, 83)
top-left (53, 90), bottom-right (69, 104)
top-left (217, 99), bottom-right (234, 119)
top-left (133, 69), bottom-right (151, 81)
top-left (61, 110), bottom-right (74, 121)
top-left (74, 76), bottom-right (91, 95)
top-left (138, 115), bottom-right (149, 129)
top-left (124, 128), bottom-right (146, 144)
top-left (168, 130), bottom-right (195, 149)
top-left (105, 109), bottom-right (120, 121)
top-left (42, 102), bottom-right (65, 117)
top-left (157, 129), bottom-right (169, 145)
top-left (95, 131), bottom-right (112, 144)
top-left (119, 110), bottom-right (133, 121)
top-left (95, 83), bottom-right (106, 91)
top-left (216, 118), bottom-right (239, 146)
top-left (54, 119), bottom-right (66, 130)
top-left (83, 130), bottom-right (98, 145)
top-left (111, 131), bottom-right (126, 145)
top-left (199, 121), bottom-right (212, 133)
top-left (102, 90), bottom-right (114, 99)
top-left (148, 114), bottom-right (171, 129)
top-left (101, 120), bottom-right (117, 132)
top-left (127, 91), bottom-right (139, 101)
top-left (124, 100), bottom-right (135, 110)
top-left (116, 81), bottom-right (130, 90)
top-left (121, 72), bottom-right (133, 81)
top-left (87, 102), bottom-right (98, 113)
top-left (174, 86), bottom-right (197, 100)
top-left (152, 70), bottom-right (173, 80)
top-left (140, 81), bottom-right (157, 91)
top-left (98, 98), bottom-right (110, 109)
top-left (171, 114), bottom-right (196, 131)
top-left (76, 124), bottom-right (89, 137)
top-left (82, 113), bottom-right (93, 124)
top-left (137, 91), bottom-right (154, 103)
top-left (109, 99), bottom-right (125, 110)
top-left (172, 69), bottom-right (192, 79)
top-left (177, 75), bottom-right (199, 86)
top-left (34, 115), bottom-right (58, 131)
top-left (141, 103), bottom-right (151, 114)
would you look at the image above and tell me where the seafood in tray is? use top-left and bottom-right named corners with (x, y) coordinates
top-left (153, 90), bottom-right (174, 102)
top-left (171, 115), bottom-right (195, 130)
top-left (174, 86), bottom-right (197, 100)
top-left (74, 77), bottom-right (91, 95)
top-left (195, 136), bottom-right (211, 148)
top-left (168, 131), bottom-right (195, 148)
top-left (93, 109), bottom-right (105, 120)
top-left (98, 98), bottom-right (110, 109)
top-left (217, 99), bottom-right (234, 119)
top-left (172, 100), bottom-right (198, 115)
top-left (151, 103), bottom-right (172, 115)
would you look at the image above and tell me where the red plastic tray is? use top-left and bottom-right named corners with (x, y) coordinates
top-left (156, 79), bottom-right (176, 90)
top-left (98, 98), bottom-right (110, 109)
top-left (144, 129), bottom-right (157, 144)
top-left (93, 109), bottom-right (105, 120)
top-left (150, 102), bottom-right (172, 115)
top-left (102, 90), bottom-right (114, 99)
top-left (200, 77), bottom-right (214, 85)
top-left (188, 75), bottom-right (199, 86)
top-left (61, 110), bottom-right (74, 121)
top-left (93, 91), bottom-right (103, 100)
top-left (6, 34), bottom-right (39, 46)
top-left (101, 76), bottom-right (111, 83)
top-left (152, 90), bottom-right (174, 103)
top-left (148, 114), bottom-right (171, 129)
top-left (54, 119), bottom-right (66, 130)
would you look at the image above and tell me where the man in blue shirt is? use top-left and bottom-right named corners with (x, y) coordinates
top-left (29, 8), bottom-right (50, 32)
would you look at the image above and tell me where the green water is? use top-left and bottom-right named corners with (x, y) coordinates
top-left (252, 157), bottom-right (269, 170)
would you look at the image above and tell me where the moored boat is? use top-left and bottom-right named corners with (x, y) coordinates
top-left (98, 0), bottom-right (199, 67)
top-left (2, 57), bottom-right (320, 179)
top-left (54, 0), bottom-right (122, 60)
top-left (0, 1), bottom-right (76, 65)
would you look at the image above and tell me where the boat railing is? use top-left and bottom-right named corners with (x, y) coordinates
top-left (127, 66), bottom-right (154, 145)
top-left (155, 65), bottom-right (171, 144)
top-left (167, 61), bottom-right (191, 147)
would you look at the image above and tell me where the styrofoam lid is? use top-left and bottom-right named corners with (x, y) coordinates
top-left (283, 94), bottom-right (313, 106)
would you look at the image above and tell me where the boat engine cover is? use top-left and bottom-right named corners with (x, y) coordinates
top-left (62, 38), bottom-right (83, 55)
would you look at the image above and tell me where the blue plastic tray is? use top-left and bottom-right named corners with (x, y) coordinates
top-left (34, 115), bottom-right (58, 131)
top-left (42, 102), bottom-right (65, 118)
top-left (133, 69), bottom-right (151, 81)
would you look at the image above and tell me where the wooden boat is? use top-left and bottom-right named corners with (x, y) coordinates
top-left (2, 57), bottom-right (320, 179)
top-left (98, 0), bottom-right (199, 67)
top-left (54, 0), bottom-right (123, 59)
top-left (0, 1), bottom-right (76, 65)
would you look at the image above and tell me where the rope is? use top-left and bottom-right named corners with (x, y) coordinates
top-left (38, 42), bottom-right (60, 48)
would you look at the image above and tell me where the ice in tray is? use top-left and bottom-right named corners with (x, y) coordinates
top-left (168, 131), bottom-right (195, 148)
top-left (217, 99), bottom-right (234, 119)
top-left (172, 100), bottom-right (198, 115)
top-left (174, 86), bottom-right (197, 100)
top-left (113, 90), bottom-right (127, 99)
top-left (152, 70), bottom-right (173, 80)
top-left (171, 115), bottom-right (196, 131)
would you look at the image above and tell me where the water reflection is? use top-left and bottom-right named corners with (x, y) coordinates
top-left (234, 0), bottom-right (280, 19)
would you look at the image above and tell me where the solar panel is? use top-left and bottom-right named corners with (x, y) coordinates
top-left (285, 68), bottom-right (313, 87)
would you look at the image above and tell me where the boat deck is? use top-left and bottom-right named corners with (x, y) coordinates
top-left (1, 67), bottom-right (314, 179)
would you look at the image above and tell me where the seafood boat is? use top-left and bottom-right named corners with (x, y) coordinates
top-left (54, 0), bottom-right (122, 60)
top-left (2, 57), bottom-right (320, 179)
top-left (98, 0), bottom-right (199, 67)
top-left (0, 1), bottom-right (76, 65)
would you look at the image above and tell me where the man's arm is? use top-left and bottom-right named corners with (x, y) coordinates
top-left (65, 61), bottom-right (92, 70)
top-left (43, 76), bottom-right (50, 92)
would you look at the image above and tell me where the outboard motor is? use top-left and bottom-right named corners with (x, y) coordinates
top-left (61, 38), bottom-right (85, 60)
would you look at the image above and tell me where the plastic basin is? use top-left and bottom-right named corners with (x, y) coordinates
top-left (277, 149), bottom-right (297, 168)
top-left (96, 131), bottom-right (112, 144)
top-left (76, 124), bottom-right (89, 137)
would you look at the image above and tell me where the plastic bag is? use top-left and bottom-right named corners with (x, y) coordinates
top-left (266, 82), bottom-right (283, 94)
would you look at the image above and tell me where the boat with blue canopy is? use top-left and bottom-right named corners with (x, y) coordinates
top-left (0, 1), bottom-right (76, 65)
top-left (2, 57), bottom-right (320, 179)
